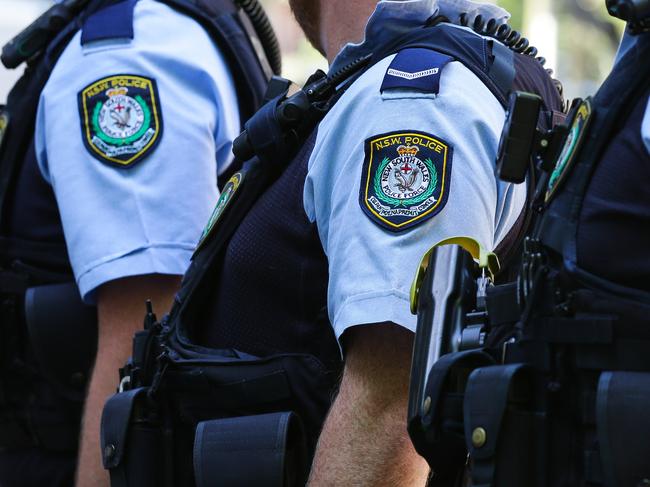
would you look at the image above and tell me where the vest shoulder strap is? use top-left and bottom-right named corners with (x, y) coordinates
top-left (380, 23), bottom-right (563, 113)
top-left (379, 23), bottom-right (563, 270)
top-left (157, 0), bottom-right (269, 124)
top-left (81, 0), bottom-right (270, 124)
top-left (537, 36), bottom-right (650, 257)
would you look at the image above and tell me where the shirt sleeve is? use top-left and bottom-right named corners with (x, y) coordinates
top-left (34, 0), bottom-right (240, 302)
top-left (304, 56), bottom-right (523, 340)
top-left (642, 95), bottom-right (650, 155)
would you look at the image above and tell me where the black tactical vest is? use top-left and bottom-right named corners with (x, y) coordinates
top-left (536, 31), bottom-right (650, 302)
top-left (451, 32), bottom-right (650, 487)
top-left (191, 21), bottom-right (564, 371)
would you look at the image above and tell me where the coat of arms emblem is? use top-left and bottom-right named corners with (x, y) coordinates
top-left (360, 131), bottom-right (452, 231)
top-left (79, 74), bottom-right (163, 167)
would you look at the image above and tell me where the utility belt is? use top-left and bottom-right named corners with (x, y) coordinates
top-left (0, 272), bottom-right (97, 452)
top-left (101, 307), bottom-right (338, 487)
top-left (407, 241), bottom-right (650, 487)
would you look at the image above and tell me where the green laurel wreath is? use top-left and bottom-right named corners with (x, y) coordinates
top-left (374, 157), bottom-right (438, 207)
top-left (92, 95), bottom-right (152, 146)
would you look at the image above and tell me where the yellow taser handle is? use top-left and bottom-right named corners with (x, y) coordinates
top-left (409, 236), bottom-right (500, 314)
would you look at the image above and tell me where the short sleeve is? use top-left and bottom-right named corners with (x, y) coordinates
top-left (304, 55), bottom-right (523, 340)
top-left (35, 0), bottom-right (240, 302)
top-left (642, 95), bottom-right (650, 155)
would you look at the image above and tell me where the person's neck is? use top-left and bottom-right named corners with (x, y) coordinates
top-left (320, 0), bottom-right (378, 64)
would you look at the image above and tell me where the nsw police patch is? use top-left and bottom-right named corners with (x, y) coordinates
top-left (545, 99), bottom-right (592, 203)
top-left (78, 74), bottom-right (163, 167)
top-left (195, 172), bottom-right (244, 254)
top-left (360, 131), bottom-right (453, 232)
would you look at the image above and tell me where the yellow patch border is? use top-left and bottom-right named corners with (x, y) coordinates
top-left (80, 74), bottom-right (161, 167)
top-left (363, 132), bottom-right (450, 229)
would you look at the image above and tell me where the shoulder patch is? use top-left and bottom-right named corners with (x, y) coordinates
top-left (78, 74), bottom-right (163, 168)
top-left (359, 131), bottom-right (453, 232)
top-left (381, 48), bottom-right (454, 94)
top-left (545, 99), bottom-right (592, 203)
top-left (195, 172), bottom-right (244, 254)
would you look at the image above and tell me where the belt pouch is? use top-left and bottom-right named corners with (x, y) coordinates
top-left (409, 350), bottom-right (495, 486)
top-left (464, 364), bottom-right (542, 487)
top-left (101, 387), bottom-right (163, 487)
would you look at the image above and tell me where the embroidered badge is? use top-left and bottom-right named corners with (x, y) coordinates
top-left (545, 99), bottom-right (593, 203)
top-left (78, 74), bottom-right (163, 167)
top-left (0, 109), bottom-right (9, 153)
top-left (381, 48), bottom-right (453, 95)
top-left (360, 131), bottom-right (453, 232)
top-left (195, 172), bottom-right (244, 253)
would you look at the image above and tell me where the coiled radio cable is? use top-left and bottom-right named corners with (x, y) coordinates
top-left (235, 0), bottom-right (282, 76)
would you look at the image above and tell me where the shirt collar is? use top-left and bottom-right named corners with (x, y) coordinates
top-left (329, 0), bottom-right (510, 73)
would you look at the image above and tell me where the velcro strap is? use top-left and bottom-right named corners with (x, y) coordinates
top-left (193, 412), bottom-right (308, 487)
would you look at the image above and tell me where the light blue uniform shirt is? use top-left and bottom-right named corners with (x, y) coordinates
top-left (35, 0), bottom-right (240, 302)
top-left (303, 0), bottom-right (524, 340)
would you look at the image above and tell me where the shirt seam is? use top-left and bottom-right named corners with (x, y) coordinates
top-left (76, 241), bottom-right (196, 280)
top-left (333, 289), bottom-right (411, 325)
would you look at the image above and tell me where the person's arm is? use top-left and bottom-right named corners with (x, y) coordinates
top-left (75, 274), bottom-right (180, 487)
top-left (308, 323), bottom-right (429, 487)
top-left (303, 54), bottom-right (520, 484)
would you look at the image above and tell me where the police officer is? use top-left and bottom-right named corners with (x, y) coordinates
top-left (97, 0), bottom-right (562, 484)
top-left (0, 0), bottom-right (273, 485)
top-left (406, 1), bottom-right (650, 485)
top-left (518, 2), bottom-right (650, 483)
top-left (168, 0), bottom-right (563, 485)
top-left (573, 5), bottom-right (649, 294)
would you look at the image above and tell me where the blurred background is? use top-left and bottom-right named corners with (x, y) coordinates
top-left (0, 0), bottom-right (625, 101)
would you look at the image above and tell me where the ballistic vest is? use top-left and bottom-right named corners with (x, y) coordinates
top-left (191, 21), bottom-right (564, 370)
top-left (0, 0), bottom-right (270, 453)
top-left (453, 32), bottom-right (650, 487)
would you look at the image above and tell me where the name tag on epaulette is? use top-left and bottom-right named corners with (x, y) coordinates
top-left (381, 48), bottom-right (453, 95)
